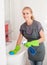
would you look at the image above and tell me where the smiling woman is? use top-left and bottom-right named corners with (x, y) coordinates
top-left (22, 7), bottom-right (34, 21)
top-left (5, 0), bottom-right (47, 65)
top-left (16, 7), bottom-right (45, 65)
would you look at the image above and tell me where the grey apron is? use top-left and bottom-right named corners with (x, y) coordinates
top-left (20, 20), bottom-right (45, 61)
top-left (23, 28), bottom-right (45, 61)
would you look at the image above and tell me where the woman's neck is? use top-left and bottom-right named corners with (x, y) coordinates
top-left (26, 19), bottom-right (33, 25)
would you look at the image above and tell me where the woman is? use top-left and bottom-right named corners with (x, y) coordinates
top-left (9, 7), bottom-right (45, 65)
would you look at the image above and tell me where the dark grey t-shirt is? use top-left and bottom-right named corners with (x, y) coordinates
top-left (20, 20), bottom-right (43, 41)
top-left (20, 20), bottom-right (45, 61)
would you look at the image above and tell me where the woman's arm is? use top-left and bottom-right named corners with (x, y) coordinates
top-left (38, 30), bottom-right (45, 43)
top-left (16, 33), bottom-right (23, 45)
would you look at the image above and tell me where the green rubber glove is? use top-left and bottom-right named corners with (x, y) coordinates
top-left (9, 45), bottom-right (21, 55)
top-left (24, 40), bottom-right (39, 48)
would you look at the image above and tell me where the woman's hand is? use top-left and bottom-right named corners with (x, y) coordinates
top-left (9, 45), bottom-right (21, 55)
top-left (9, 33), bottom-right (23, 55)
top-left (24, 40), bottom-right (39, 48)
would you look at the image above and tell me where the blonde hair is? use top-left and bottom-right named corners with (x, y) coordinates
top-left (22, 7), bottom-right (34, 20)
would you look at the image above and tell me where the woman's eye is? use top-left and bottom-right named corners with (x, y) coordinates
top-left (23, 13), bottom-right (25, 15)
top-left (26, 13), bottom-right (29, 14)
top-left (23, 13), bottom-right (29, 15)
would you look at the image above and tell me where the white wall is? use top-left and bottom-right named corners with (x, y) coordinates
top-left (9, 0), bottom-right (22, 40)
top-left (5, 0), bottom-right (10, 21)
top-left (0, 0), bottom-right (7, 65)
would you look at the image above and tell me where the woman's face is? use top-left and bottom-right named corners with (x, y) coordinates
top-left (22, 9), bottom-right (32, 21)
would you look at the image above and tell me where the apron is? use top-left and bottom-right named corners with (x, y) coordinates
top-left (22, 25), bottom-right (45, 61)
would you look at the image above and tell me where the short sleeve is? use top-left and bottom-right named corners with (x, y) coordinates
top-left (37, 22), bottom-right (44, 32)
top-left (20, 25), bottom-right (23, 34)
